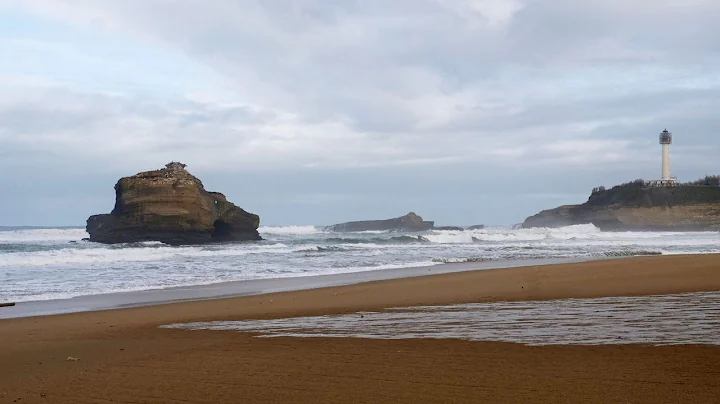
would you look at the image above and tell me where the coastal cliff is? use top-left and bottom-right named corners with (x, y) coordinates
top-left (86, 162), bottom-right (261, 245)
top-left (327, 212), bottom-right (434, 232)
top-left (522, 180), bottom-right (720, 231)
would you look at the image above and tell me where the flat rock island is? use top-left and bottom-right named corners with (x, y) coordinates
top-left (326, 212), bottom-right (434, 232)
top-left (86, 162), bottom-right (261, 245)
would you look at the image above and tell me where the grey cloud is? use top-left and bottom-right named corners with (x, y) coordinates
top-left (14, 1), bottom-right (720, 127)
top-left (443, 86), bottom-right (720, 135)
top-left (1, 0), bottom-right (719, 225)
top-left (505, 1), bottom-right (720, 64)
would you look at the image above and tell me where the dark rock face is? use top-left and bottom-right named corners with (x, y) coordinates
top-left (522, 185), bottom-right (720, 231)
top-left (86, 163), bottom-right (261, 245)
top-left (466, 225), bottom-right (486, 230)
top-left (326, 212), bottom-right (434, 232)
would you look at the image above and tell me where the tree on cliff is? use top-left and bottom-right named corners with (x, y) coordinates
top-left (689, 175), bottom-right (720, 187)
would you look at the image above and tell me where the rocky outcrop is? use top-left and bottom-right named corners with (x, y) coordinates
top-left (466, 224), bottom-right (486, 231)
top-left (86, 162), bottom-right (261, 245)
top-left (326, 212), bottom-right (434, 232)
top-left (522, 184), bottom-right (720, 231)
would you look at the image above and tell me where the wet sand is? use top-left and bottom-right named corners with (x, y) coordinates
top-left (1, 257), bottom-right (592, 319)
top-left (1, 254), bottom-right (720, 403)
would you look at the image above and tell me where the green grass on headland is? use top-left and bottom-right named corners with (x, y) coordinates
top-left (588, 176), bottom-right (720, 208)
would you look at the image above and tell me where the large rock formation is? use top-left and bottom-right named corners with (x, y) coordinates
top-left (326, 212), bottom-right (434, 232)
top-left (522, 182), bottom-right (720, 231)
top-left (86, 162), bottom-right (261, 245)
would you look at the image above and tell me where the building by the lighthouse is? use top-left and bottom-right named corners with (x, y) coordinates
top-left (648, 129), bottom-right (678, 187)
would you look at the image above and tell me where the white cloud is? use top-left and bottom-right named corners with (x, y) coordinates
top-left (0, 1), bottom-right (718, 175)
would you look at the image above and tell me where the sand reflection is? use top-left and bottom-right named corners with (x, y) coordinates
top-left (163, 292), bottom-right (720, 346)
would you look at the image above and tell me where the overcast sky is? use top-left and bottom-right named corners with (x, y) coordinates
top-left (0, 0), bottom-right (718, 226)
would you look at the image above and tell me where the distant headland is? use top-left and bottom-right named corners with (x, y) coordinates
top-left (522, 176), bottom-right (720, 231)
top-left (524, 128), bottom-right (720, 231)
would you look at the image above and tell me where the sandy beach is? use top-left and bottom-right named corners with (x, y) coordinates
top-left (1, 254), bottom-right (720, 403)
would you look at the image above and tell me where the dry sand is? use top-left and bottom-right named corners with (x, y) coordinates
top-left (1, 254), bottom-right (720, 403)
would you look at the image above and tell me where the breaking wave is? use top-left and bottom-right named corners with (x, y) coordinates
top-left (259, 226), bottom-right (321, 235)
top-left (0, 227), bottom-right (87, 243)
top-left (432, 257), bottom-right (491, 263)
top-left (3, 222), bottom-right (719, 304)
top-left (430, 250), bottom-right (663, 264)
top-left (325, 235), bottom-right (430, 244)
top-left (0, 243), bottom-right (299, 267)
top-left (425, 224), bottom-right (604, 244)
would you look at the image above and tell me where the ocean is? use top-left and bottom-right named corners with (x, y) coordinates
top-left (2, 224), bottom-right (719, 304)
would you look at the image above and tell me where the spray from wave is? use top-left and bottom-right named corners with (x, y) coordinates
top-left (0, 227), bottom-right (87, 243)
top-left (259, 226), bottom-right (321, 235)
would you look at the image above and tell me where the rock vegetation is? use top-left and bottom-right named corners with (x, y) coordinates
top-left (523, 179), bottom-right (720, 231)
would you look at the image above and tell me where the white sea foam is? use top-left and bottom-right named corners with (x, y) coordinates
top-left (259, 225), bottom-right (321, 235)
top-left (0, 243), bottom-right (301, 267)
top-left (421, 224), bottom-right (603, 244)
top-left (136, 241), bottom-right (167, 246)
top-left (0, 228), bottom-right (87, 243)
top-left (2, 258), bottom-right (437, 303)
top-left (423, 231), bottom-right (475, 244)
top-left (472, 224), bottom-right (601, 242)
top-left (163, 292), bottom-right (720, 346)
top-left (425, 225), bottom-right (718, 247)
top-left (325, 261), bottom-right (436, 274)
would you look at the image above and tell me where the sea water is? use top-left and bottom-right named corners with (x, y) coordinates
top-left (1, 225), bottom-right (719, 303)
top-left (162, 291), bottom-right (720, 346)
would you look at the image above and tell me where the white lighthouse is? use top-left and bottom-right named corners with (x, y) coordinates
top-left (660, 129), bottom-right (672, 180)
top-left (649, 129), bottom-right (677, 187)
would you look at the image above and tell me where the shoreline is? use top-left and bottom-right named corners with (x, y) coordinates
top-left (2, 254), bottom-right (719, 325)
top-left (1, 256), bottom-right (596, 319)
top-left (1, 254), bottom-right (719, 404)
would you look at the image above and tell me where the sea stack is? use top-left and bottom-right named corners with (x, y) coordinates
top-left (86, 162), bottom-right (261, 245)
